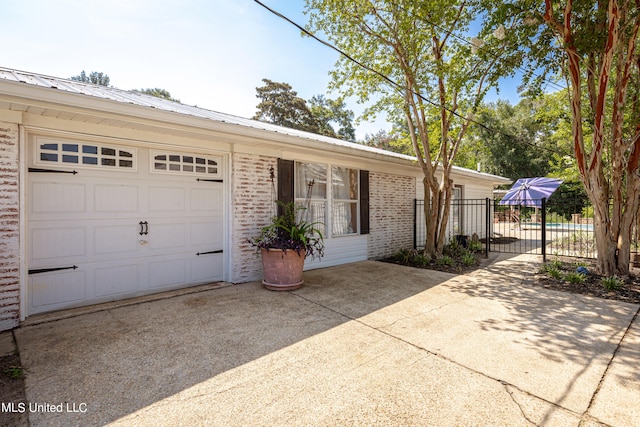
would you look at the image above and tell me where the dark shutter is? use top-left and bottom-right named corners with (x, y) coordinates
top-left (359, 170), bottom-right (370, 234)
top-left (277, 158), bottom-right (294, 215)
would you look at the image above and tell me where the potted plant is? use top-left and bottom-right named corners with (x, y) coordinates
top-left (249, 202), bottom-right (324, 291)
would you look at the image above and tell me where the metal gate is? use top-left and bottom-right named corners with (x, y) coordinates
top-left (414, 197), bottom-right (606, 262)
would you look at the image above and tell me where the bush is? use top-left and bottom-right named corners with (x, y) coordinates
top-left (436, 255), bottom-right (454, 266)
top-left (543, 264), bottom-right (563, 279)
top-left (601, 276), bottom-right (624, 291)
top-left (564, 272), bottom-right (586, 284)
top-left (461, 252), bottom-right (476, 266)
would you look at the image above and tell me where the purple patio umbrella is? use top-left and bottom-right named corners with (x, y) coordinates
top-left (499, 177), bottom-right (563, 208)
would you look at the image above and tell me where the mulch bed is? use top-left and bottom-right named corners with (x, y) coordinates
top-left (531, 258), bottom-right (640, 304)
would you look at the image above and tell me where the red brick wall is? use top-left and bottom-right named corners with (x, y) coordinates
top-left (231, 153), bottom-right (277, 283)
top-left (0, 122), bottom-right (20, 331)
top-left (369, 172), bottom-right (414, 259)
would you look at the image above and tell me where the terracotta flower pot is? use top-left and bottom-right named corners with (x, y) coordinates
top-left (260, 248), bottom-right (306, 291)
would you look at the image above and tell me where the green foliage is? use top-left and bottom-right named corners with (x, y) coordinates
top-left (469, 99), bottom-right (555, 179)
top-left (3, 365), bottom-right (23, 379)
top-left (542, 263), bottom-right (563, 279)
top-left (308, 95), bottom-right (356, 141)
top-left (564, 272), bottom-right (586, 285)
top-left (249, 201), bottom-right (325, 260)
top-left (436, 255), bottom-right (454, 267)
top-left (461, 252), bottom-right (476, 266)
top-left (253, 79), bottom-right (320, 134)
top-left (468, 240), bottom-right (483, 252)
top-left (601, 276), bottom-right (624, 291)
top-left (70, 70), bottom-right (110, 86)
top-left (252, 79), bottom-right (356, 141)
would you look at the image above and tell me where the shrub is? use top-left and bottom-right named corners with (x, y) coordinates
top-left (436, 255), bottom-right (454, 266)
top-left (468, 240), bottom-right (483, 252)
top-left (461, 252), bottom-right (476, 266)
top-left (564, 272), bottom-right (586, 284)
top-left (601, 276), bottom-right (624, 291)
top-left (544, 265), bottom-right (563, 280)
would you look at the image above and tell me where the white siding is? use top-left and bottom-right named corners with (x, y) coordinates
top-left (305, 235), bottom-right (368, 270)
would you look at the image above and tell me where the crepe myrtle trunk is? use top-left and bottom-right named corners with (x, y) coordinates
top-left (422, 176), bottom-right (453, 259)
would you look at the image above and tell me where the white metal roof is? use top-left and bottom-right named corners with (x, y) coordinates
top-left (0, 66), bottom-right (510, 183)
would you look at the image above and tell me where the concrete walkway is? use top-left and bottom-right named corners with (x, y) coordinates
top-left (10, 254), bottom-right (640, 426)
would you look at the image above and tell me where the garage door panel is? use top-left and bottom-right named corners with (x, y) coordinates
top-left (94, 184), bottom-right (139, 212)
top-left (149, 186), bottom-right (185, 212)
top-left (31, 227), bottom-right (85, 260)
top-left (191, 187), bottom-right (223, 212)
top-left (31, 270), bottom-right (86, 309)
top-left (190, 221), bottom-right (223, 247)
top-left (94, 225), bottom-right (139, 254)
top-left (95, 264), bottom-right (139, 297)
top-left (32, 182), bottom-right (86, 214)
top-left (191, 254), bottom-right (223, 282)
top-left (148, 259), bottom-right (186, 288)
top-left (149, 223), bottom-right (185, 249)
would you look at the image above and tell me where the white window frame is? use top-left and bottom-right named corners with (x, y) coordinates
top-left (34, 137), bottom-right (137, 171)
top-left (294, 162), bottom-right (361, 238)
top-left (150, 151), bottom-right (222, 177)
top-left (331, 166), bottom-right (359, 237)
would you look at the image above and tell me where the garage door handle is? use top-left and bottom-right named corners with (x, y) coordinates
top-left (29, 265), bottom-right (78, 275)
top-left (139, 221), bottom-right (149, 235)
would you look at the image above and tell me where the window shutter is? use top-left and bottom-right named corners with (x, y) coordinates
top-left (277, 158), bottom-right (294, 215)
top-left (359, 170), bottom-right (370, 234)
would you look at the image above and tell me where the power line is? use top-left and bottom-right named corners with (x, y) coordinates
top-left (252, 0), bottom-right (563, 157)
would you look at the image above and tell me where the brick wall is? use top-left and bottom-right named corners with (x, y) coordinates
top-left (0, 122), bottom-right (20, 331)
top-left (231, 153), bottom-right (277, 283)
top-left (368, 172), bottom-right (414, 259)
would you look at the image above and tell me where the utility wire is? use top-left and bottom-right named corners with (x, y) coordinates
top-left (252, 0), bottom-right (565, 156)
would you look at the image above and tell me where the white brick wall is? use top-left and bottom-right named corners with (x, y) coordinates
top-left (0, 122), bottom-right (20, 331)
top-left (231, 153), bottom-right (277, 283)
top-left (369, 172), bottom-right (414, 259)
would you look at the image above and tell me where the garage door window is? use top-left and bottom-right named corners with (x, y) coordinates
top-left (37, 141), bottom-right (136, 170)
top-left (152, 152), bottom-right (220, 176)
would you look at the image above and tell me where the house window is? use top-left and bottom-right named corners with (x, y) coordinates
top-left (294, 162), bottom-right (328, 235)
top-left (332, 166), bottom-right (359, 236)
top-left (293, 162), bottom-right (363, 237)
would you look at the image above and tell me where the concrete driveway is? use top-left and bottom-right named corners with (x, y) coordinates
top-left (14, 254), bottom-right (640, 426)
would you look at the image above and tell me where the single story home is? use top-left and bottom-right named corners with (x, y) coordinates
top-left (0, 67), bottom-right (510, 331)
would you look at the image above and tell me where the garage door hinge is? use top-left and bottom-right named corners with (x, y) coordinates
top-left (29, 168), bottom-right (78, 175)
top-left (29, 265), bottom-right (78, 275)
top-left (196, 250), bottom-right (223, 256)
top-left (196, 178), bottom-right (223, 183)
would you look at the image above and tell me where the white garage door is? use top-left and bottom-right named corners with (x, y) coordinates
top-left (27, 136), bottom-right (225, 315)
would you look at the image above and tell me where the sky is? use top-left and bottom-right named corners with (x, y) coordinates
top-left (0, 0), bottom-right (521, 140)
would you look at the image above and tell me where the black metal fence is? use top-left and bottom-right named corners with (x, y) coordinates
top-left (414, 197), bottom-right (640, 265)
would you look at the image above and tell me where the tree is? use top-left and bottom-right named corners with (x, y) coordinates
top-left (308, 95), bottom-right (356, 140)
top-left (362, 129), bottom-right (413, 155)
top-left (70, 71), bottom-right (110, 86)
top-left (472, 99), bottom-right (556, 179)
top-left (482, 0), bottom-right (639, 274)
top-left (306, 0), bottom-right (507, 258)
top-left (253, 79), bottom-right (320, 134)
top-left (137, 88), bottom-right (180, 102)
